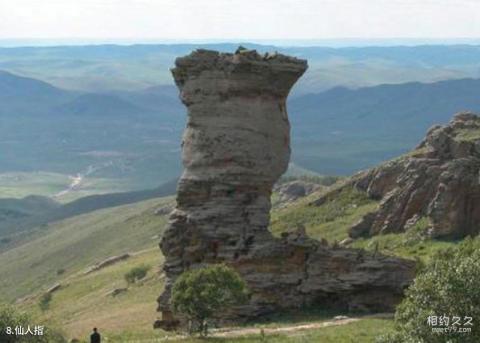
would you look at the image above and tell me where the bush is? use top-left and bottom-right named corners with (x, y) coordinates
top-left (377, 237), bottom-right (480, 343)
top-left (38, 293), bottom-right (52, 312)
top-left (124, 264), bottom-right (151, 284)
top-left (171, 264), bottom-right (249, 336)
top-left (0, 304), bottom-right (66, 342)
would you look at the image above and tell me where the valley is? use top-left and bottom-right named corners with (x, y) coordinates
top-left (1, 42), bottom-right (480, 342)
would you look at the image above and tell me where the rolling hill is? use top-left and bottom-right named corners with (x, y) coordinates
top-left (0, 71), bottom-right (184, 193)
top-left (3, 70), bottom-right (480, 197)
top-left (0, 196), bottom-right (172, 302)
top-left (57, 93), bottom-right (147, 117)
top-left (0, 70), bottom-right (74, 115)
top-left (2, 44), bottom-right (480, 94)
top-left (289, 78), bottom-right (480, 175)
top-left (0, 179), bottom-right (177, 250)
top-left (0, 195), bottom-right (59, 222)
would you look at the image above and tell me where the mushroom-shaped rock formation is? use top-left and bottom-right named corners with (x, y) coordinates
top-left (156, 48), bottom-right (415, 329)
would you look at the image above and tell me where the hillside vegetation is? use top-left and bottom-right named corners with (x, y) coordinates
top-left (0, 179), bottom-right (464, 342)
top-left (0, 197), bottom-right (172, 301)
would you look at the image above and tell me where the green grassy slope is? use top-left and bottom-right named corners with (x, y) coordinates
top-left (0, 195), bottom-right (59, 221)
top-left (0, 180), bottom-right (176, 253)
top-left (0, 179), bottom-right (462, 342)
top-left (0, 197), bottom-right (172, 302)
top-left (271, 185), bottom-right (378, 242)
top-left (271, 184), bottom-right (457, 263)
top-left (21, 248), bottom-right (166, 341)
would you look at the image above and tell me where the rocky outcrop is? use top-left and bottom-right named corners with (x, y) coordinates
top-left (84, 253), bottom-right (130, 274)
top-left (273, 180), bottom-right (323, 207)
top-left (46, 283), bottom-right (62, 294)
top-left (156, 48), bottom-right (415, 329)
top-left (106, 288), bottom-right (128, 297)
top-left (343, 112), bottom-right (480, 239)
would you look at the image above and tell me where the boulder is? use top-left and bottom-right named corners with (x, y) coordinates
top-left (274, 180), bottom-right (323, 206)
top-left (84, 253), bottom-right (130, 274)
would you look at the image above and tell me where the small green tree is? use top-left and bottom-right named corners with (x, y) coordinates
top-left (124, 264), bottom-right (151, 284)
top-left (38, 293), bottom-right (52, 312)
top-left (171, 264), bottom-right (249, 336)
top-left (377, 237), bottom-right (480, 343)
top-left (0, 304), bottom-right (66, 342)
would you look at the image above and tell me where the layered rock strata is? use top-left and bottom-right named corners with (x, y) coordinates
top-left (343, 112), bottom-right (480, 239)
top-left (156, 48), bottom-right (415, 329)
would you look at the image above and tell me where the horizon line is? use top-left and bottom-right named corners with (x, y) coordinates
top-left (1, 37), bottom-right (480, 48)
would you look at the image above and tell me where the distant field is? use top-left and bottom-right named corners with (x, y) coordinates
top-left (0, 172), bottom-right (71, 199)
top-left (0, 171), bottom-right (146, 203)
top-left (0, 164), bottom-right (316, 204)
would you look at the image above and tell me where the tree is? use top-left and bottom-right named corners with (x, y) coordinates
top-left (171, 264), bottom-right (249, 336)
top-left (38, 293), bottom-right (52, 312)
top-left (377, 237), bottom-right (480, 343)
top-left (0, 304), bottom-right (66, 342)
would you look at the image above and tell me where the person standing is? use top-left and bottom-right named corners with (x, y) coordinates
top-left (90, 328), bottom-right (101, 343)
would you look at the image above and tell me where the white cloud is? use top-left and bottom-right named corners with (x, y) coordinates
top-left (0, 0), bottom-right (479, 39)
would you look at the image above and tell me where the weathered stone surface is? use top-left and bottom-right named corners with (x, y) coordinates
top-left (342, 112), bottom-right (480, 239)
top-left (273, 180), bottom-right (323, 207)
top-left (84, 253), bottom-right (130, 274)
top-left (156, 48), bottom-right (415, 329)
top-left (46, 283), bottom-right (62, 294)
top-left (106, 288), bottom-right (128, 297)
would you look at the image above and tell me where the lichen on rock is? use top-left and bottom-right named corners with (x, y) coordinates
top-left (155, 48), bottom-right (415, 330)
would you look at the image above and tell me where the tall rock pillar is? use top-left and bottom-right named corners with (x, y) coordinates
top-left (157, 48), bottom-right (415, 329)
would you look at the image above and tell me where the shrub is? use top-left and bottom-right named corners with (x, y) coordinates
top-left (124, 264), bottom-right (151, 284)
top-left (171, 264), bottom-right (249, 336)
top-left (38, 293), bottom-right (52, 312)
top-left (377, 237), bottom-right (480, 343)
top-left (0, 304), bottom-right (66, 342)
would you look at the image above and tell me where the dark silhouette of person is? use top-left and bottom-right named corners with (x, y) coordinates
top-left (90, 328), bottom-right (101, 343)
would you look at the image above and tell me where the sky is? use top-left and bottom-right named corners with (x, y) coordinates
top-left (1, 0), bottom-right (480, 42)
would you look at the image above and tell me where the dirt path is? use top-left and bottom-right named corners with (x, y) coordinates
top-left (211, 317), bottom-right (360, 338)
top-left (127, 314), bottom-right (392, 342)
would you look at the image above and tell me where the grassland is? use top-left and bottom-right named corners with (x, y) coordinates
top-left (271, 186), bottom-right (458, 264)
top-left (0, 197), bottom-right (172, 301)
top-left (21, 248), bottom-right (166, 341)
top-left (0, 171), bottom-right (141, 203)
top-left (0, 183), bottom-right (461, 342)
top-left (170, 318), bottom-right (393, 343)
top-left (271, 186), bottom-right (378, 242)
top-left (0, 172), bottom-right (71, 199)
top-left (352, 229), bottom-right (457, 263)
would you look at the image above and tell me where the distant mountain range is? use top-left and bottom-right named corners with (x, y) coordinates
top-left (1, 44), bottom-right (480, 94)
top-left (0, 70), bottom-right (179, 117)
top-left (288, 78), bottom-right (480, 174)
top-left (2, 68), bottom-right (480, 192)
top-left (0, 70), bottom-right (184, 191)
